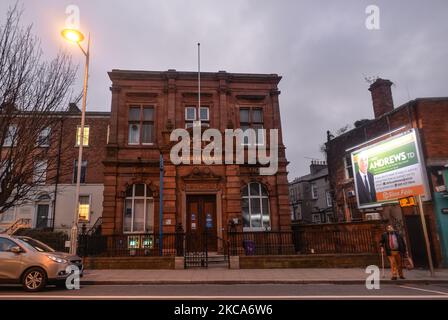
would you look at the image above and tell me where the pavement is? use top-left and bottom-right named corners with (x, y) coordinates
top-left (80, 268), bottom-right (448, 285)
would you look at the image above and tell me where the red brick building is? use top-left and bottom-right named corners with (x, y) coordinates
top-left (102, 70), bottom-right (290, 250)
top-left (325, 78), bottom-right (448, 267)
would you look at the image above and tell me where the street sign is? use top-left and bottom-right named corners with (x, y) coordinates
top-left (399, 196), bottom-right (416, 207)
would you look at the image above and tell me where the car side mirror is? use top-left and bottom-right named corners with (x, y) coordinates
top-left (10, 246), bottom-right (22, 254)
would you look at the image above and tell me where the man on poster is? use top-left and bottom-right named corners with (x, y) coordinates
top-left (355, 152), bottom-right (377, 204)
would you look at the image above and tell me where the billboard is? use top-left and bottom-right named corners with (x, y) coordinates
top-left (351, 129), bottom-right (430, 209)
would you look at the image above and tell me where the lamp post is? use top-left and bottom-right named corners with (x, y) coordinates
top-left (61, 28), bottom-right (90, 255)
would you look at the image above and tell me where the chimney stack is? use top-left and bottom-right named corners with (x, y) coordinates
top-left (310, 160), bottom-right (327, 175)
top-left (369, 78), bottom-right (394, 118)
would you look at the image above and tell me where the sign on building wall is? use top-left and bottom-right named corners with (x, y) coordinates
top-left (350, 129), bottom-right (430, 209)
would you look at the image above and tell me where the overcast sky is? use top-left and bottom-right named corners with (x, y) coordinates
top-left (1, 0), bottom-right (447, 179)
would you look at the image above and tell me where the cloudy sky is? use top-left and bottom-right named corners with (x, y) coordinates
top-left (1, 0), bottom-right (447, 179)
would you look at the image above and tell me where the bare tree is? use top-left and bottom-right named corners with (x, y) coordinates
top-left (0, 4), bottom-right (77, 215)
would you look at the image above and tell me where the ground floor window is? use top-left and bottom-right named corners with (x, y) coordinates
top-left (78, 195), bottom-right (91, 222)
top-left (241, 182), bottom-right (271, 230)
top-left (123, 184), bottom-right (154, 233)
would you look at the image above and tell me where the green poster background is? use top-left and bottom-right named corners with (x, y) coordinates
top-left (353, 141), bottom-right (418, 175)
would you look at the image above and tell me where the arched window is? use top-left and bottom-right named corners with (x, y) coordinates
top-left (123, 184), bottom-right (154, 233)
top-left (241, 182), bottom-right (270, 230)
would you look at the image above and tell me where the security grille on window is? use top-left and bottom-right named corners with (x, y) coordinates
top-left (73, 160), bottom-right (87, 183)
top-left (78, 195), bottom-right (90, 221)
top-left (240, 108), bottom-right (264, 145)
top-left (123, 184), bottom-right (154, 233)
top-left (128, 105), bottom-right (154, 145)
top-left (37, 127), bottom-right (51, 147)
top-left (76, 126), bottom-right (89, 146)
top-left (241, 182), bottom-right (271, 230)
top-left (185, 106), bottom-right (209, 128)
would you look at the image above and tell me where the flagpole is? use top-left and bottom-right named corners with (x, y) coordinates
top-left (197, 42), bottom-right (201, 126)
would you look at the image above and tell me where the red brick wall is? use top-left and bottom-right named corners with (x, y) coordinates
top-left (58, 114), bottom-right (109, 184)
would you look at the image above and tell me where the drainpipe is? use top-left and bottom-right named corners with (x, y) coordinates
top-left (52, 117), bottom-right (64, 231)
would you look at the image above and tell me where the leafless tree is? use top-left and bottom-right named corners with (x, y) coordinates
top-left (0, 4), bottom-right (77, 215)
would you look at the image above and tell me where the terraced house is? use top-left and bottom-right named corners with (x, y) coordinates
top-left (0, 105), bottom-right (109, 235)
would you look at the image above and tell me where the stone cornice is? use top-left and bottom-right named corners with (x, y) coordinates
top-left (108, 69), bottom-right (282, 85)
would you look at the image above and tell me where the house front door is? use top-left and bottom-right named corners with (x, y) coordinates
top-left (35, 204), bottom-right (49, 229)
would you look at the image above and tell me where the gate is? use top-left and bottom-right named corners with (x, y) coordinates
top-left (184, 232), bottom-right (208, 268)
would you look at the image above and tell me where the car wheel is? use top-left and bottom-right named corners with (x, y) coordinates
top-left (22, 267), bottom-right (47, 292)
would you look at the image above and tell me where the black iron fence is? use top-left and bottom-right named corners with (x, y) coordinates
top-left (77, 233), bottom-right (183, 257)
top-left (77, 223), bottom-right (381, 257)
top-left (292, 222), bottom-right (382, 254)
top-left (228, 231), bottom-right (296, 256)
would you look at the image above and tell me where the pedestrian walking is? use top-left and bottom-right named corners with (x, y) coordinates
top-left (379, 224), bottom-right (408, 280)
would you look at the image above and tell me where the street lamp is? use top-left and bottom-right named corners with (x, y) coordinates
top-left (61, 28), bottom-right (90, 255)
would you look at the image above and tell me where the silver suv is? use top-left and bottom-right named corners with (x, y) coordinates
top-left (0, 235), bottom-right (83, 291)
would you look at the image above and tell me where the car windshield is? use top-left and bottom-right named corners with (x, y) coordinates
top-left (16, 237), bottom-right (55, 253)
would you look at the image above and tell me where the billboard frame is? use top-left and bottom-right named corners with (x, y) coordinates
top-left (349, 128), bottom-right (431, 209)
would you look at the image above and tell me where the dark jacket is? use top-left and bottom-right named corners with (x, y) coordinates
top-left (380, 231), bottom-right (407, 256)
top-left (355, 171), bottom-right (377, 204)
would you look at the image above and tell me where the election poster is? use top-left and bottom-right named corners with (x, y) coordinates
top-left (351, 129), bottom-right (430, 209)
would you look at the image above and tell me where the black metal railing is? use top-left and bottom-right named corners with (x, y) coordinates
top-left (87, 217), bottom-right (103, 236)
top-left (293, 227), bottom-right (379, 254)
top-left (77, 226), bottom-right (379, 258)
top-left (2, 218), bottom-right (32, 235)
top-left (228, 231), bottom-right (296, 256)
top-left (216, 235), bottom-right (230, 268)
top-left (77, 233), bottom-right (181, 257)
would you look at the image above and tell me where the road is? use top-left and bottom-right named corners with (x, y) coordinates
top-left (1, 283), bottom-right (448, 299)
